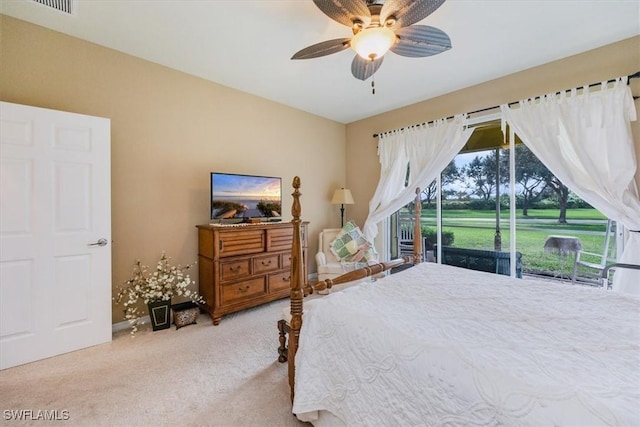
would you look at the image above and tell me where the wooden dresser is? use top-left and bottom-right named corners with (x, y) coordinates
top-left (196, 222), bottom-right (308, 325)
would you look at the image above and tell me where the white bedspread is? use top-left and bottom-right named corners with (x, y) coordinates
top-left (292, 263), bottom-right (640, 426)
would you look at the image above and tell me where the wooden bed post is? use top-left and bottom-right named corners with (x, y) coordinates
top-left (414, 187), bottom-right (422, 265)
top-left (288, 176), bottom-right (304, 402)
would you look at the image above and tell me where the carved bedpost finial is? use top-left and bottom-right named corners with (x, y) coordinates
top-left (414, 187), bottom-right (422, 265)
top-left (288, 176), bottom-right (304, 402)
top-left (292, 176), bottom-right (301, 221)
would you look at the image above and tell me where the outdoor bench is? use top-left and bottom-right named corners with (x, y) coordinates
top-left (434, 245), bottom-right (523, 278)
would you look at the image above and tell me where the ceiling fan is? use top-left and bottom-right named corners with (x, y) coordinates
top-left (292, 0), bottom-right (452, 82)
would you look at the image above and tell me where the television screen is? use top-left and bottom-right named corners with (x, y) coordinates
top-left (210, 172), bottom-right (282, 221)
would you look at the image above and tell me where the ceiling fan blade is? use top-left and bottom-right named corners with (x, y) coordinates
top-left (390, 25), bottom-right (451, 58)
top-left (351, 55), bottom-right (384, 81)
top-left (312, 0), bottom-right (371, 28)
top-left (380, 0), bottom-right (446, 29)
top-left (291, 38), bottom-right (351, 60)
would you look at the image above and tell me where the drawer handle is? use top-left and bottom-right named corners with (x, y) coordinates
top-left (238, 285), bottom-right (250, 293)
top-left (283, 276), bottom-right (290, 282)
top-left (230, 266), bottom-right (241, 272)
top-left (261, 260), bottom-right (272, 266)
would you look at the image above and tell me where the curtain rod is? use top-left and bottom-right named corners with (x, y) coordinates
top-left (372, 71), bottom-right (640, 138)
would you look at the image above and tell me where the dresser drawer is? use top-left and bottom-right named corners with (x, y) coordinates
top-left (281, 252), bottom-right (292, 270)
top-left (266, 227), bottom-right (293, 252)
top-left (220, 259), bottom-right (251, 282)
top-left (253, 254), bottom-right (279, 274)
top-left (268, 272), bottom-right (291, 293)
top-left (220, 277), bottom-right (266, 305)
top-left (219, 229), bottom-right (265, 257)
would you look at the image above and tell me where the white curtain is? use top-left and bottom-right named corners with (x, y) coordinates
top-left (363, 115), bottom-right (474, 241)
top-left (501, 78), bottom-right (640, 295)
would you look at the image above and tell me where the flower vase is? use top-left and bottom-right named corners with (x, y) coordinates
top-left (147, 299), bottom-right (171, 331)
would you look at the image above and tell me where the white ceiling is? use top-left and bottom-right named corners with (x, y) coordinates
top-left (2, 0), bottom-right (639, 123)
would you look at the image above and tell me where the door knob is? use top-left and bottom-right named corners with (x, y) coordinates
top-left (88, 238), bottom-right (108, 247)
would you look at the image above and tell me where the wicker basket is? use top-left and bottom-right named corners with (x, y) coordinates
top-left (171, 301), bottom-right (199, 329)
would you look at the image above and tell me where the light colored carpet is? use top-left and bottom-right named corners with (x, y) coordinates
top-left (0, 299), bottom-right (307, 427)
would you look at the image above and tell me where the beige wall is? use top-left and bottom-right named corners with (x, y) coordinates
top-left (346, 36), bottom-right (640, 228)
top-left (0, 16), bottom-right (348, 323)
top-left (2, 15), bottom-right (639, 323)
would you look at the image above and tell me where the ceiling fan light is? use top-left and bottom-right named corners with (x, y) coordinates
top-left (350, 26), bottom-right (396, 60)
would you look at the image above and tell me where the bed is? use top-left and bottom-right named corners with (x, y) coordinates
top-left (286, 177), bottom-right (640, 426)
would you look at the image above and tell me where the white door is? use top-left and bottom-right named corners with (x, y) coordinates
top-left (0, 101), bottom-right (111, 370)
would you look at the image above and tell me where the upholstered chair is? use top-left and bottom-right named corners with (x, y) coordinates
top-left (315, 228), bottom-right (343, 282)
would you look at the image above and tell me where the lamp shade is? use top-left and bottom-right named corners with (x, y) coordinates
top-left (331, 188), bottom-right (354, 205)
top-left (350, 26), bottom-right (396, 60)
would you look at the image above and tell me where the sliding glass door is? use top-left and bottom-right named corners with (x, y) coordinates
top-left (390, 115), bottom-right (615, 282)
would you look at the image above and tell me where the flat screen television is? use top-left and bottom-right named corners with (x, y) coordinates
top-left (210, 172), bottom-right (282, 222)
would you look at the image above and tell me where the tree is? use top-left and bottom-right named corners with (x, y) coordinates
top-left (423, 181), bottom-right (438, 207)
top-left (514, 147), bottom-right (571, 223)
top-left (498, 144), bottom-right (570, 222)
top-left (545, 175), bottom-right (571, 223)
top-left (422, 159), bottom-right (460, 206)
top-left (504, 145), bottom-right (549, 216)
top-left (442, 160), bottom-right (461, 188)
top-left (464, 154), bottom-right (498, 201)
top-left (455, 190), bottom-right (469, 200)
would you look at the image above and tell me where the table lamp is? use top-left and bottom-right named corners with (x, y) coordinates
top-left (331, 188), bottom-right (354, 227)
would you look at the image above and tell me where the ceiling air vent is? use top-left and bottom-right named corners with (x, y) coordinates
top-left (31, 0), bottom-right (75, 15)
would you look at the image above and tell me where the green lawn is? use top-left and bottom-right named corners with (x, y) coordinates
top-left (418, 219), bottom-right (605, 233)
top-left (443, 226), bottom-right (607, 277)
top-left (419, 207), bottom-right (606, 221)
top-left (404, 208), bottom-right (611, 278)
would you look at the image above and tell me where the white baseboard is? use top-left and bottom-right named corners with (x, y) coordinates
top-left (112, 315), bottom-right (150, 333)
